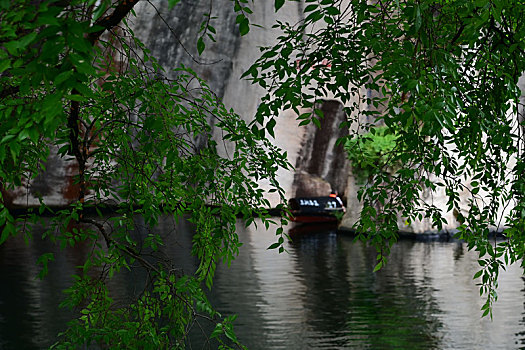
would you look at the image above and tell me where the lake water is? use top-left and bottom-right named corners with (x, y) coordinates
top-left (0, 218), bottom-right (524, 349)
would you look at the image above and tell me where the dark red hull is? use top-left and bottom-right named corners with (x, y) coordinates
top-left (289, 214), bottom-right (339, 223)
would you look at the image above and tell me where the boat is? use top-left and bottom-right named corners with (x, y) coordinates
top-left (288, 196), bottom-right (345, 223)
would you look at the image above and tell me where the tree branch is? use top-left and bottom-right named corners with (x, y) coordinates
top-left (68, 96), bottom-right (86, 203)
top-left (87, 0), bottom-right (141, 44)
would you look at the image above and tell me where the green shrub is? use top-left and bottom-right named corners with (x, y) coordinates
top-left (345, 126), bottom-right (398, 183)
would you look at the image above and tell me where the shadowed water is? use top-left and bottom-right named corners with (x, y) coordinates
top-left (0, 218), bottom-right (525, 349)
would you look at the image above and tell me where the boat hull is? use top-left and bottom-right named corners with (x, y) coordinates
top-left (288, 196), bottom-right (345, 224)
top-left (289, 214), bottom-right (339, 223)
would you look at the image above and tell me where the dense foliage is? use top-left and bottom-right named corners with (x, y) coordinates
top-left (0, 0), bottom-right (289, 347)
top-left (345, 126), bottom-right (398, 183)
top-left (247, 0), bottom-right (525, 316)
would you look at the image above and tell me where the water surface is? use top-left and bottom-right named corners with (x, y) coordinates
top-left (0, 219), bottom-right (524, 349)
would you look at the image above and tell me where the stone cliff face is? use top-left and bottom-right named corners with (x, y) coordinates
top-left (133, 0), bottom-right (349, 205)
top-left (9, 0), bottom-right (349, 211)
top-left (5, 148), bottom-right (81, 208)
top-left (293, 101), bottom-right (350, 198)
top-left (129, 1), bottom-right (350, 204)
top-left (131, 0), bottom-right (350, 205)
top-left (8, 0), bottom-right (470, 234)
top-left (131, 1), bottom-right (242, 101)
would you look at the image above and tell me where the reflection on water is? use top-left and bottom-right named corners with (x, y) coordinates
top-left (209, 223), bottom-right (525, 350)
top-left (1, 218), bottom-right (525, 349)
top-left (0, 231), bottom-right (81, 349)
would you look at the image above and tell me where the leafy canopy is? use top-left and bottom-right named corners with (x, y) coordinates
top-left (247, 0), bottom-right (525, 316)
top-left (0, 0), bottom-right (289, 348)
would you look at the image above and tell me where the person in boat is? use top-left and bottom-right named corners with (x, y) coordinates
top-left (329, 190), bottom-right (346, 212)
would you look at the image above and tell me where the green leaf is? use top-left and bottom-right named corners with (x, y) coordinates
top-left (275, 0), bottom-right (285, 12)
top-left (197, 37), bottom-right (205, 55)
top-left (325, 6), bottom-right (340, 15)
top-left (0, 221), bottom-right (14, 245)
top-left (267, 242), bottom-right (281, 250)
top-left (19, 32), bottom-right (37, 49)
top-left (305, 4), bottom-right (318, 12)
top-left (68, 53), bottom-right (94, 75)
top-left (312, 117), bottom-right (321, 129)
top-left (415, 5), bottom-right (422, 31)
top-left (239, 17), bottom-right (249, 36)
top-left (298, 119), bottom-right (310, 126)
top-left (473, 270), bottom-right (483, 279)
top-left (0, 60), bottom-right (10, 74)
top-left (266, 118), bottom-right (276, 138)
top-left (1, 134), bottom-right (15, 144)
top-left (54, 70), bottom-right (73, 86)
top-left (92, 0), bottom-right (109, 21)
top-left (4, 41), bottom-right (20, 55)
top-left (66, 94), bottom-right (86, 101)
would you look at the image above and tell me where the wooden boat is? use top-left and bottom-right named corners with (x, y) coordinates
top-left (288, 196), bottom-right (345, 223)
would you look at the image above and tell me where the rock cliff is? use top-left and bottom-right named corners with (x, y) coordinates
top-left (7, 0), bottom-right (482, 234)
top-left (9, 1), bottom-right (348, 209)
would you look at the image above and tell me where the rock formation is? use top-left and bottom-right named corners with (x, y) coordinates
top-left (8, 0), bottom-right (481, 234)
top-left (9, 1), bottom-right (348, 208)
